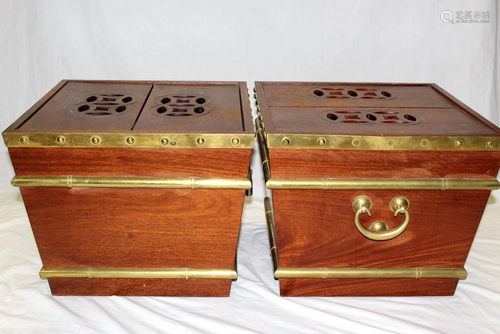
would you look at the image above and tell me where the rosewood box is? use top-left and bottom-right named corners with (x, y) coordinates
top-left (255, 82), bottom-right (500, 297)
top-left (3, 80), bottom-right (254, 296)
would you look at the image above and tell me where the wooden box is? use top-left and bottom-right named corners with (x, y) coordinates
top-left (3, 80), bottom-right (254, 296)
top-left (255, 82), bottom-right (500, 297)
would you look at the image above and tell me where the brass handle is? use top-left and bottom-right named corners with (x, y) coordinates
top-left (352, 195), bottom-right (410, 241)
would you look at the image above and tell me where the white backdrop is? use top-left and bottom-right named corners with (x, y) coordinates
top-left (0, 0), bottom-right (499, 333)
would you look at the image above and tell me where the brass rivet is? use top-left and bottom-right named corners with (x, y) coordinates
top-left (161, 138), bottom-right (169, 145)
top-left (318, 138), bottom-right (326, 146)
top-left (455, 140), bottom-right (463, 148)
top-left (420, 139), bottom-right (429, 147)
top-left (56, 136), bottom-right (66, 144)
top-left (91, 137), bottom-right (101, 145)
top-left (19, 136), bottom-right (28, 144)
top-left (486, 142), bottom-right (494, 149)
top-left (126, 137), bottom-right (135, 145)
top-left (387, 140), bottom-right (394, 147)
top-left (281, 137), bottom-right (290, 146)
top-left (231, 137), bottom-right (240, 145)
top-left (196, 137), bottom-right (205, 145)
top-left (352, 139), bottom-right (360, 146)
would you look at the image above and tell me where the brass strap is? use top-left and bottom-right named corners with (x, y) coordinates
top-left (274, 268), bottom-right (467, 280)
top-left (39, 267), bottom-right (237, 280)
top-left (266, 178), bottom-right (500, 190)
top-left (11, 176), bottom-right (252, 190)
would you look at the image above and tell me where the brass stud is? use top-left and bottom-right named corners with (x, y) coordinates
top-left (420, 139), bottom-right (429, 147)
top-left (231, 137), bottom-right (240, 145)
top-left (318, 138), bottom-right (326, 146)
top-left (486, 142), bottom-right (494, 149)
top-left (281, 137), bottom-right (291, 146)
top-left (455, 140), bottom-right (463, 148)
top-left (126, 137), bottom-right (135, 145)
top-left (19, 136), bottom-right (28, 144)
top-left (196, 137), bottom-right (205, 145)
top-left (352, 139), bottom-right (360, 147)
top-left (387, 140), bottom-right (394, 147)
top-left (56, 136), bottom-right (66, 145)
top-left (91, 137), bottom-right (101, 145)
top-left (161, 138), bottom-right (169, 145)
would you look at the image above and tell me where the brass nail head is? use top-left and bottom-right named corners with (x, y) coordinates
top-left (387, 140), bottom-right (394, 147)
top-left (352, 139), bottom-right (360, 147)
top-left (196, 138), bottom-right (205, 145)
top-left (91, 137), bottom-right (101, 145)
top-left (56, 136), bottom-right (66, 144)
top-left (161, 138), bottom-right (169, 145)
top-left (318, 138), bottom-right (326, 146)
top-left (486, 142), bottom-right (494, 149)
top-left (19, 136), bottom-right (28, 144)
top-left (420, 139), bottom-right (429, 147)
top-left (455, 140), bottom-right (463, 148)
top-left (281, 137), bottom-right (291, 146)
top-left (231, 137), bottom-right (240, 145)
top-left (126, 137), bottom-right (135, 145)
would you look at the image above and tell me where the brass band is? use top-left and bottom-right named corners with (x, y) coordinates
top-left (12, 176), bottom-right (252, 190)
top-left (39, 267), bottom-right (237, 280)
top-left (3, 132), bottom-right (254, 149)
top-left (274, 268), bottom-right (467, 280)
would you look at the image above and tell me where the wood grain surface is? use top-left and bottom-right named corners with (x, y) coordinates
top-left (9, 147), bottom-right (252, 178)
top-left (47, 278), bottom-right (232, 296)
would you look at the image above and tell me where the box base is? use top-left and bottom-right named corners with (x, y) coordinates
top-left (47, 278), bottom-right (232, 297)
top-left (279, 278), bottom-right (459, 297)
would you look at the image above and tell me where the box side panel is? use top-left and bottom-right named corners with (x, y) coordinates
top-left (269, 149), bottom-right (500, 179)
top-left (21, 188), bottom-right (244, 269)
top-left (9, 148), bottom-right (252, 178)
top-left (279, 278), bottom-right (459, 297)
top-left (273, 189), bottom-right (489, 269)
top-left (48, 278), bottom-right (232, 297)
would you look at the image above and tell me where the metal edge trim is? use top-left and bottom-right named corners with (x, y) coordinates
top-left (3, 132), bottom-right (255, 149)
top-left (12, 176), bottom-right (252, 190)
top-left (39, 267), bottom-right (238, 280)
top-left (265, 178), bottom-right (500, 190)
top-left (264, 197), bottom-right (279, 275)
top-left (274, 268), bottom-right (468, 280)
top-left (266, 134), bottom-right (500, 151)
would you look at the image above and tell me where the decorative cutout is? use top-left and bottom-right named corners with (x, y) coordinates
top-left (309, 87), bottom-right (397, 100)
top-left (151, 95), bottom-right (212, 117)
top-left (321, 110), bottom-right (423, 125)
top-left (71, 93), bottom-right (136, 117)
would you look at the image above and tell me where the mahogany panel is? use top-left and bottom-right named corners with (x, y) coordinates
top-left (268, 107), bottom-right (498, 136)
top-left (17, 81), bottom-right (152, 132)
top-left (134, 84), bottom-right (247, 133)
top-left (9, 147), bottom-right (252, 178)
top-left (279, 278), bottom-right (459, 297)
top-left (273, 190), bottom-right (490, 269)
top-left (48, 278), bottom-right (232, 296)
top-left (260, 83), bottom-right (457, 109)
top-left (269, 149), bottom-right (500, 179)
top-left (21, 188), bottom-right (244, 269)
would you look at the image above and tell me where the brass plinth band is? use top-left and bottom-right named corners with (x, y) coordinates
top-left (39, 267), bottom-right (237, 280)
top-left (266, 178), bottom-right (500, 190)
top-left (274, 268), bottom-right (467, 280)
top-left (11, 176), bottom-right (252, 190)
top-left (3, 132), bottom-right (254, 149)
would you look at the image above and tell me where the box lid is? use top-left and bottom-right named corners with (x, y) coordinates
top-left (3, 80), bottom-right (254, 149)
top-left (255, 82), bottom-right (500, 151)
